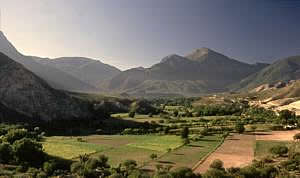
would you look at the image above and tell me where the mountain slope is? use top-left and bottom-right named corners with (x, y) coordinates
top-left (233, 56), bottom-right (300, 90)
top-left (106, 48), bottom-right (267, 96)
top-left (0, 31), bottom-right (97, 92)
top-left (0, 52), bottom-right (92, 121)
top-left (33, 57), bottom-right (121, 87)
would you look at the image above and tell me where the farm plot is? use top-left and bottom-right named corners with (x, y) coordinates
top-left (193, 134), bottom-right (255, 173)
top-left (42, 135), bottom-right (183, 166)
top-left (255, 130), bottom-right (300, 141)
top-left (143, 135), bottom-right (222, 172)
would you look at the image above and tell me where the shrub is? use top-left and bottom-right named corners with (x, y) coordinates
top-left (129, 111), bottom-right (136, 118)
top-left (209, 159), bottom-right (224, 170)
top-left (269, 145), bottom-right (288, 157)
top-left (171, 167), bottom-right (197, 178)
top-left (235, 123), bottom-right (245, 134)
top-left (13, 138), bottom-right (45, 166)
top-left (293, 133), bottom-right (300, 141)
top-left (5, 129), bottom-right (28, 144)
top-left (181, 127), bottom-right (189, 139)
top-left (0, 143), bottom-right (13, 164)
top-left (150, 153), bottom-right (158, 160)
top-left (200, 128), bottom-right (209, 136)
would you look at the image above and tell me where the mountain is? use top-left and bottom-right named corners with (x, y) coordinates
top-left (106, 48), bottom-right (267, 97)
top-left (33, 57), bottom-right (121, 87)
top-left (233, 56), bottom-right (300, 90)
top-left (0, 31), bottom-right (97, 92)
top-left (0, 52), bottom-right (92, 121)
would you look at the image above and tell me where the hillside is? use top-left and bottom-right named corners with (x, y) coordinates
top-left (232, 56), bottom-right (300, 91)
top-left (33, 57), bottom-right (121, 87)
top-left (106, 48), bottom-right (267, 97)
top-left (0, 52), bottom-right (93, 121)
top-left (0, 31), bottom-right (97, 93)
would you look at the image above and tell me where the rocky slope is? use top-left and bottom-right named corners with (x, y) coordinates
top-left (0, 31), bottom-right (97, 92)
top-left (0, 52), bottom-right (93, 121)
top-left (232, 56), bottom-right (300, 91)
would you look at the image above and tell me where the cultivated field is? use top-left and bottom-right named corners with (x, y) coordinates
top-left (43, 135), bottom-right (183, 166)
top-left (143, 135), bottom-right (222, 172)
top-left (193, 134), bottom-right (255, 173)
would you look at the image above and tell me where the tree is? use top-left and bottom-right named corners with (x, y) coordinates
top-left (279, 110), bottom-right (296, 125)
top-left (173, 110), bottom-right (179, 117)
top-left (235, 122), bottom-right (245, 134)
top-left (181, 127), bottom-right (189, 139)
top-left (150, 153), bottom-right (158, 160)
top-left (129, 111), bottom-right (136, 118)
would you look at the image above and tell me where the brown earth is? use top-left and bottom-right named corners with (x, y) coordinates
top-left (193, 134), bottom-right (255, 173)
top-left (255, 130), bottom-right (300, 141)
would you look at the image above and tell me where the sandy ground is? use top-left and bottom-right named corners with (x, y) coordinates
top-left (255, 130), bottom-right (300, 141)
top-left (193, 134), bottom-right (255, 173)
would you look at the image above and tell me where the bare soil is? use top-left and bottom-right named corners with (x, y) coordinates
top-left (255, 130), bottom-right (300, 141)
top-left (193, 134), bottom-right (255, 173)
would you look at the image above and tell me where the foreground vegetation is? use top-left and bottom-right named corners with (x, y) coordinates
top-left (1, 96), bottom-right (300, 177)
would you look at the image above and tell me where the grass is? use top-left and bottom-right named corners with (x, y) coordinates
top-left (254, 140), bottom-right (290, 159)
top-left (42, 135), bottom-right (183, 166)
top-left (42, 137), bottom-right (111, 159)
top-left (127, 135), bottom-right (182, 152)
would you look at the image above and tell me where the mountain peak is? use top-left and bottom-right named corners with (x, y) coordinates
top-left (160, 54), bottom-right (185, 63)
top-left (185, 47), bottom-right (224, 61)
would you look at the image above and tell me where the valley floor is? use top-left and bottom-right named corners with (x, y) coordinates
top-left (193, 130), bottom-right (300, 173)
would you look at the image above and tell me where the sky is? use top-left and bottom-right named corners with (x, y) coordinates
top-left (0, 0), bottom-right (300, 70)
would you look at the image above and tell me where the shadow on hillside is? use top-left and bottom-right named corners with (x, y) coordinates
top-left (157, 161), bottom-right (175, 164)
top-left (188, 144), bottom-right (204, 147)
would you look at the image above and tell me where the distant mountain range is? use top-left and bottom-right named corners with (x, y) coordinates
top-left (0, 31), bottom-right (120, 93)
top-left (232, 56), bottom-right (300, 91)
top-left (1, 31), bottom-right (300, 97)
top-left (105, 48), bottom-right (268, 97)
top-left (0, 52), bottom-right (92, 121)
top-left (32, 56), bottom-right (121, 87)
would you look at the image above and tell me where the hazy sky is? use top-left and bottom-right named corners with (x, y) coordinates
top-left (1, 0), bottom-right (300, 70)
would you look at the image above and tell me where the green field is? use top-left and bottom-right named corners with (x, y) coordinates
top-left (42, 135), bottom-right (183, 165)
top-left (143, 135), bottom-right (223, 171)
top-left (254, 140), bottom-right (290, 158)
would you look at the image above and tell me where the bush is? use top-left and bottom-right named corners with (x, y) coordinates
top-left (209, 159), bottom-right (224, 170)
top-left (269, 145), bottom-right (288, 157)
top-left (293, 133), bottom-right (300, 141)
top-left (129, 111), bottom-right (136, 118)
top-left (0, 143), bottom-right (13, 164)
top-left (181, 127), bottom-right (189, 139)
top-left (5, 129), bottom-right (28, 144)
top-left (171, 167), bottom-right (198, 178)
top-left (235, 123), bottom-right (245, 134)
top-left (13, 138), bottom-right (45, 166)
top-left (150, 153), bottom-right (158, 160)
top-left (200, 128), bottom-right (209, 136)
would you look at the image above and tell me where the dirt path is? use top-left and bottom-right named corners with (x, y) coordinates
top-left (193, 134), bottom-right (255, 174)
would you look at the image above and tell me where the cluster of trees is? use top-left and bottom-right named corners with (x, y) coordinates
top-left (150, 97), bottom-right (197, 108)
top-left (194, 103), bottom-right (246, 117)
top-left (0, 124), bottom-right (71, 177)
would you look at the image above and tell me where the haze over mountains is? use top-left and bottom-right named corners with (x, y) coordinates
top-left (0, 31), bottom-right (120, 92)
top-left (106, 48), bottom-right (268, 97)
top-left (0, 52), bottom-right (92, 121)
top-left (1, 30), bottom-right (300, 98)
